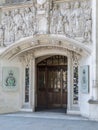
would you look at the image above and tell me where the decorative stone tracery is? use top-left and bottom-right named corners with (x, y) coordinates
top-left (71, 52), bottom-right (80, 104)
top-left (19, 52), bottom-right (34, 67)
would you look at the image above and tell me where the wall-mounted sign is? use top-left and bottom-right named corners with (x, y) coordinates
top-left (80, 65), bottom-right (89, 94)
top-left (2, 67), bottom-right (19, 91)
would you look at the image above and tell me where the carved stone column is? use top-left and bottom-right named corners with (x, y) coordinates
top-left (67, 52), bottom-right (72, 112)
top-left (67, 51), bottom-right (80, 114)
top-left (29, 56), bottom-right (36, 112)
top-left (95, 0), bottom-right (98, 100)
top-left (90, 0), bottom-right (98, 101)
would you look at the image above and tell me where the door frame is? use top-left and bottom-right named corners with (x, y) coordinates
top-left (22, 51), bottom-right (79, 113)
top-left (37, 64), bottom-right (68, 109)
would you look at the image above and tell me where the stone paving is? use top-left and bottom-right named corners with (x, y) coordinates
top-left (0, 112), bottom-right (98, 130)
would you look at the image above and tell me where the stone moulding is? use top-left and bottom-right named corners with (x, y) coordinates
top-left (88, 99), bottom-right (98, 104)
top-left (0, 35), bottom-right (92, 60)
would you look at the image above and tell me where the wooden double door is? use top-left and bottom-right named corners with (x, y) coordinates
top-left (37, 65), bottom-right (67, 109)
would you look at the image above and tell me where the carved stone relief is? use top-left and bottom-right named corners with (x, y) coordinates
top-left (19, 52), bottom-right (34, 66)
top-left (37, 0), bottom-right (47, 12)
top-left (1, 3), bottom-right (36, 46)
top-left (0, 0), bottom-right (92, 47)
top-left (0, 25), bottom-right (4, 47)
top-left (36, 0), bottom-right (50, 34)
top-left (50, 0), bottom-right (92, 43)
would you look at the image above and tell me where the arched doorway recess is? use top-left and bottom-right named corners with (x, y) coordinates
top-left (36, 55), bottom-right (68, 112)
top-left (0, 35), bottom-right (91, 114)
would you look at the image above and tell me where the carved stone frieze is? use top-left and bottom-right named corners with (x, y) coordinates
top-left (0, 0), bottom-right (92, 47)
top-left (1, 3), bottom-right (36, 46)
top-left (50, 0), bottom-right (92, 43)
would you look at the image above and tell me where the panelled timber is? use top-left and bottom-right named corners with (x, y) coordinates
top-left (37, 55), bottom-right (68, 110)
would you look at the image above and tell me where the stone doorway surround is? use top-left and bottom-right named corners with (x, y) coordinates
top-left (0, 0), bottom-right (98, 120)
top-left (0, 34), bottom-right (91, 115)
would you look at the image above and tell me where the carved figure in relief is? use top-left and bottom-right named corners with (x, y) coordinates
top-left (42, 0), bottom-right (52, 33)
top-left (37, 0), bottom-right (47, 10)
top-left (2, 12), bottom-right (7, 43)
top-left (30, 5), bottom-right (36, 34)
top-left (15, 26), bottom-right (24, 41)
top-left (82, 1), bottom-right (92, 43)
top-left (30, 6), bottom-right (36, 17)
top-left (63, 2), bottom-right (72, 37)
top-left (57, 15), bottom-right (63, 34)
top-left (14, 9), bottom-right (23, 29)
top-left (8, 11), bottom-right (15, 43)
top-left (18, 9), bottom-right (26, 37)
top-left (20, 8), bottom-right (25, 17)
top-left (28, 8), bottom-right (35, 35)
top-left (44, 0), bottom-right (50, 17)
top-left (2, 12), bottom-right (9, 27)
top-left (20, 8), bottom-right (25, 23)
top-left (71, 1), bottom-right (82, 37)
top-left (50, 4), bottom-right (60, 34)
top-left (83, 18), bottom-right (92, 43)
top-left (0, 25), bottom-right (4, 47)
top-left (82, 1), bottom-right (91, 20)
top-left (3, 11), bottom-right (12, 44)
top-left (36, 0), bottom-right (50, 34)
top-left (13, 9), bottom-right (24, 41)
top-left (9, 29), bottom-right (15, 43)
top-left (24, 7), bottom-right (33, 36)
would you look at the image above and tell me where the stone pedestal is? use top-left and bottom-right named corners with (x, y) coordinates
top-left (88, 100), bottom-right (98, 120)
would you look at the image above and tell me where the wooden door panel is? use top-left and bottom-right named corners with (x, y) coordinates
top-left (48, 92), bottom-right (53, 107)
top-left (37, 91), bottom-right (47, 106)
top-left (53, 92), bottom-right (61, 106)
top-left (37, 55), bottom-right (68, 109)
top-left (62, 92), bottom-right (67, 105)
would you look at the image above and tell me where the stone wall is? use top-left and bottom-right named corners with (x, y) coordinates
top-left (0, 58), bottom-right (23, 114)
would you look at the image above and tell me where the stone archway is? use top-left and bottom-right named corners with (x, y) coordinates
top-left (0, 35), bottom-right (91, 60)
top-left (0, 35), bottom-right (91, 114)
top-left (20, 49), bottom-right (79, 113)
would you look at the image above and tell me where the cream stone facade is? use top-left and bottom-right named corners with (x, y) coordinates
top-left (0, 0), bottom-right (98, 120)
